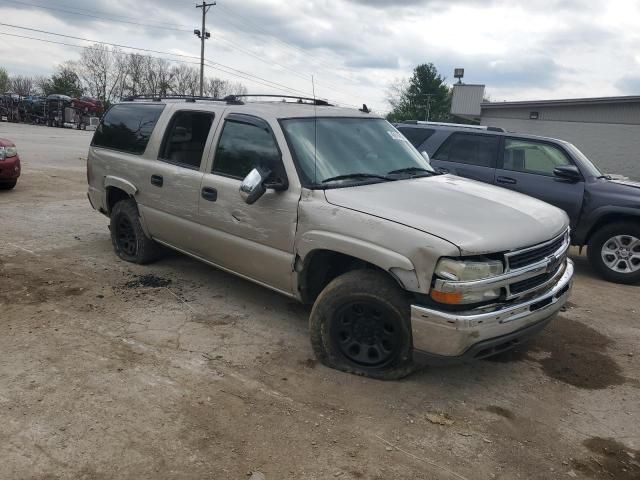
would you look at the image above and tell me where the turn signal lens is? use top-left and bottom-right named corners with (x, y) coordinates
top-left (430, 290), bottom-right (463, 305)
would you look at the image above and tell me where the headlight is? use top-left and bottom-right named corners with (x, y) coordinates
top-left (435, 258), bottom-right (503, 281)
top-left (0, 146), bottom-right (17, 160)
top-left (431, 257), bottom-right (504, 305)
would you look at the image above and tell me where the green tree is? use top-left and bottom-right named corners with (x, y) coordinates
top-left (386, 63), bottom-right (452, 123)
top-left (0, 67), bottom-right (9, 92)
top-left (40, 63), bottom-right (84, 97)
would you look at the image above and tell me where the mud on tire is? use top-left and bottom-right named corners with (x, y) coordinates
top-left (110, 199), bottom-right (164, 264)
top-left (309, 269), bottom-right (415, 380)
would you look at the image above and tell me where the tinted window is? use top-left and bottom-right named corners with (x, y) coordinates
top-left (280, 118), bottom-right (434, 186)
top-left (396, 126), bottom-right (435, 148)
top-left (159, 111), bottom-right (214, 169)
top-left (213, 118), bottom-right (282, 180)
top-left (503, 139), bottom-right (571, 175)
top-left (92, 103), bottom-right (164, 154)
top-left (433, 133), bottom-right (498, 167)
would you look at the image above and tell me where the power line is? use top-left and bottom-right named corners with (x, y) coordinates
top-left (214, 3), bottom-right (356, 83)
top-left (0, 25), bottom-right (316, 96)
top-left (0, 0), bottom-right (360, 105)
top-left (0, 30), bottom-right (314, 95)
top-left (0, 0), bottom-right (192, 30)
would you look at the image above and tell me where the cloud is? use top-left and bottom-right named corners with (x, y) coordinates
top-left (0, 0), bottom-right (637, 111)
top-left (615, 76), bottom-right (640, 94)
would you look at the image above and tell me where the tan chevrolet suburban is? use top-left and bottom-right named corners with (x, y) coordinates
top-left (87, 95), bottom-right (574, 379)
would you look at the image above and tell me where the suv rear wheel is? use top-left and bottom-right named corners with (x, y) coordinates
top-left (588, 222), bottom-right (640, 284)
top-left (309, 270), bottom-right (415, 380)
top-left (110, 199), bottom-right (163, 264)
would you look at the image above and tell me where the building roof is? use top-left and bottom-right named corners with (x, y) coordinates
top-left (481, 95), bottom-right (640, 109)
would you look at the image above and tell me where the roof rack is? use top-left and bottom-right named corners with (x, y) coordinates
top-left (122, 94), bottom-right (228, 103)
top-left (399, 120), bottom-right (505, 132)
top-left (225, 94), bottom-right (332, 106)
top-left (121, 94), bottom-right (333, 107)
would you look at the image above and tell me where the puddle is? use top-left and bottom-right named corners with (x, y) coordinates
top-left (487, 317), bottom-right (626, 390)
top-left (572, 437), bottom-right (640, 479)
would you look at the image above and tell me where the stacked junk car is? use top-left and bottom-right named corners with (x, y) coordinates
top-left (0, 92), bottom-right (103, 130)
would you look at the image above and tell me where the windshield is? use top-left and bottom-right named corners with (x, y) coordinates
top-left (280, 117), bottom-right (435, 186)
top-left (564, 142), bottom-right (602, 177)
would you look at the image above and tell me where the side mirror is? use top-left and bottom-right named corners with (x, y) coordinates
top-left (240, 167), bottom-right (271, 205)
top-left (553, 165), bottom-right (581, 183)
top-left (421, 151), bottom-right (430, 164)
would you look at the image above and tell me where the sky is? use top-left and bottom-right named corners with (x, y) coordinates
top-left (1, 0), bottom-right (639, 112)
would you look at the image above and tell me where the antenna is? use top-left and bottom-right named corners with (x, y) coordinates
top-left (312, 75), bottom-right (318, 185)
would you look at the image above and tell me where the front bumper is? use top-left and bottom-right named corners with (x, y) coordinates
top-left (411, 258), bottom-right (574, 364)
top-left (0, 155), bottom-right (20, 180)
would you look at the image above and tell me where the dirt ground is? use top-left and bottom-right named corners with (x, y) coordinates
top-left (1, 122), bottom-right (639, 480)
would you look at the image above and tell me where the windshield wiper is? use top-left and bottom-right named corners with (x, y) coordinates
top-left (387, 167), bottom-right (435, 177)
top-left (321, 173), bottom-right (394, 184)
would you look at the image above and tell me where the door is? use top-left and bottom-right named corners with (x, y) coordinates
top-left (197, 113), bottom-right (300, 294)
top-left (138, 109), bottom-right (216, 252)
top-left (430, 132), bottom-right (498, 183)
top-left (494, 137), bottom-right (584, 226)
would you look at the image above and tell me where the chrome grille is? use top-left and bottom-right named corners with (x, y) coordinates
top-left (506, 230), bottom-right (568, 271)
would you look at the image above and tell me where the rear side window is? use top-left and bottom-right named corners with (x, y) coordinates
top-left (396, 126), bottom-right (435, 148)
top-left (92, 103), bottom-right (165, 154)
top-left (159, 111), bottom-right (214, 170)
top-left (433, 132), bottom-right (498, 167)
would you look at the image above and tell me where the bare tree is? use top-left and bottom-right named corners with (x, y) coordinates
top-left (9, 75), bottom-right (34, 96)
top-left (75, 44), bottom-right (126, 103)
top-left (143, 58), bottom-right (174, 97)
top-left (0, 67), bottom-right (9, 92)
top-left (170, 64), bottom-right (199, 96)
top-left (203, 77), bottom-right (247, 98)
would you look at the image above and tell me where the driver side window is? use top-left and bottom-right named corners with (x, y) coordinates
top-left (212, 117), bottom-right (285, 184)
top-left (503, 139), bottom-right (571, 176)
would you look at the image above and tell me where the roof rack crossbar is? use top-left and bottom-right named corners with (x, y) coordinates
top-left (224, 94), bottom-right (332, 106)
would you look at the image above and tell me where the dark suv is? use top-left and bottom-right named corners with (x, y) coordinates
top-left (395, 121), bottom-right (640, 284)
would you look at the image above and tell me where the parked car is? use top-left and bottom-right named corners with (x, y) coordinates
top-left (0, 138), bottom-right (21, 189)
top-left (87, 97), bottom-right (573, 379)
top-left (396, 121), bottom-right (640, 284)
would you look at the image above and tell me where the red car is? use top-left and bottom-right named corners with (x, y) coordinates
top-left (0, 138), bottom-right (21, 190)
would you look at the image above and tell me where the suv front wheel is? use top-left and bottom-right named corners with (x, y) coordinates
top-left (110, 199), bottom-right (163, 264)
top-left (588, 222), bottom-right (640, 284)
top-left (309, 269), bottom-right (415, 380)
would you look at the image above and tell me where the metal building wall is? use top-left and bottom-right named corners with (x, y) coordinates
top-left (482, 103), bottom-right (640, 125)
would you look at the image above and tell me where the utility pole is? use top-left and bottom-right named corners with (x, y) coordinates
top-left (195, 2), bottom-right (215, 96)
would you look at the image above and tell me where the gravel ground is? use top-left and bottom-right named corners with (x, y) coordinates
top-left (1, 122), bottom-right (639, 480)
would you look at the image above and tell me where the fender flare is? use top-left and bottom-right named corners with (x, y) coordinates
top-left (576, 206), bottom-right (640, 244)
top-left (296, 230), bottom-right (421, 291)
top-left (104, 175), bottom-right (138, 197)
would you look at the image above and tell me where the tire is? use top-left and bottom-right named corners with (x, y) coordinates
top-left (587, 222), bottom-right (640, 284)
top-left (0, 180), bottom-right (17, 190)
top-left (110, 199), bottom-right (163, 264)
top-left (309, 269), bottom-right (415, 380)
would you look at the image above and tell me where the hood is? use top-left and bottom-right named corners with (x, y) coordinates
top-left (609, 178), bottom-right (640, 191)
top-left (324, 175), bottom-right (569, 255)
